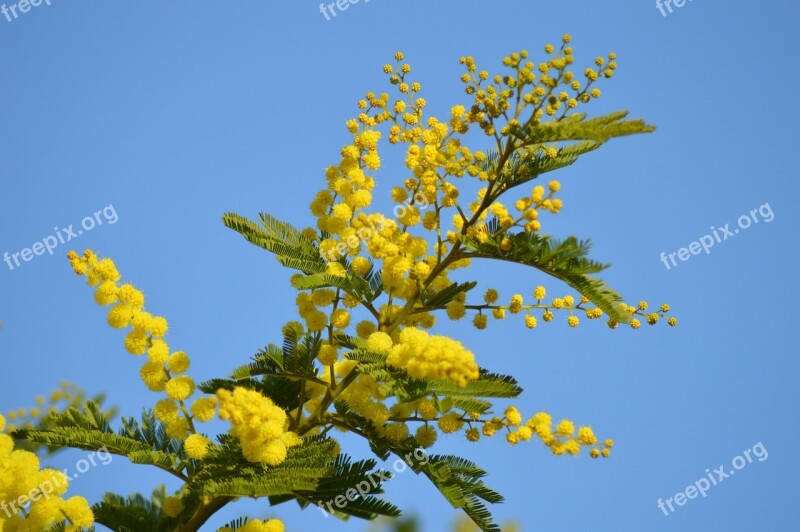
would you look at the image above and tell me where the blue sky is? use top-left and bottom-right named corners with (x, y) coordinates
top-left (1, 1), bottom-right (798, 531)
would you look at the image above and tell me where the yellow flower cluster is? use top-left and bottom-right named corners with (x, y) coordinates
top-left (295, 289), bottom-right (355, 333)
top-left (370, 396), bottom-right (450, 448)
top-left (469, 407), bottom-right (613, 457)
top-left (377, 328), bottom-right (479, 388)
top-left (307, 359), bottom-right (389, 427)
top-left (287, 46), bottom-right (658, 467)
top-left (298, 44), bottom-right (641, 340)
top-left (68, 250), bottom-right (217, 445)
top-left (459, 36), bottom-right (615, 133)
top-left (0, 414), bottom-right (94, 531)
top-left (378, 401), bottom-right (611, 459)
top-left (217, 387), bottom-right (302, 465)
top-left (303, 51), bottom-right (493, 311)
top-left (607, 301), bottom-right (678, 329)
top-left (458, 180), bottom-right (564, 243)
top-left (219, 518), bottom-right (285, 532)
top-left (472, 287), bottom-right (676, 331)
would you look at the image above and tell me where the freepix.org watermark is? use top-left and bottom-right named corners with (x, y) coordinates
top-left (1, 446), bottom-right (112, 518)
top-left (318, 0), bottom-right (371, 21)
top-left (1, 0), bottom-right (52, 23)
top-left (657, 441), bottom-right (768, 517)
top-left (317, 448), bottom-right (429, 517)
top-left (659, 202), bottom-right (774, 270)
top-left (656, 0), bottom-right (694, 17)
top-left (3, 204), bottom-right (118, 272)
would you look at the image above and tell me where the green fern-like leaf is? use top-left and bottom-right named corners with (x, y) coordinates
top-left (512, 110), bottom-right (655, 145)
top-left (222, 212), bottom-right (325, 274)
top-left (430, 370), bottom-right (522, 399)
top-left (93, 487), bottom-right (171, 532)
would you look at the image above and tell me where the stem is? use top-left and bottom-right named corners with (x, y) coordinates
top-left (179, 496), bottom-right (234, 532)
top-left (298, 369), bottom-right (359, 436)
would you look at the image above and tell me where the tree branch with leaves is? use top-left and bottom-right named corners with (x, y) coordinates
top-left (1, 35), bottom-right (675, 532)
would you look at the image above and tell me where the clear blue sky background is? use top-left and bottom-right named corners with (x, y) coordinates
top-left (1, 1), bottom-right (798, 531)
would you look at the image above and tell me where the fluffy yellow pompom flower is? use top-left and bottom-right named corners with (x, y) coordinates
top-left (311, 289), bottom-right (336, 307)
top-left (416, 425), bottom-right (438, 447)
top-left (305, 309), bottom-right (328, 332)
top-left (330, 309), bottom-right (351, 329)
top-left (167, 351), bottom-right (191, 374)
top-left (117, 284), bottom-right (145, 309)
top-left (190, 396), bottom-right (218, 423)
top-left (509, 294), bottom-right (523, 313)
top-left (556, 419), bottom-right (574, 437)
top-left (165, 376), bottom-right (196, 401)
top-left (154, 399), bottom-right (180, 424)
top-left (107, 303), bottom-right (133, 329)
top-left (61, 496), bottom-right (95, 528)
top-left (150, 316), bottom-right (169, 337)
top-left (446, 300), bottom-right (466, 320)
top-left (387, 327), bottom-right (479, 387)
top-left (416, 399), bottom-right (438, 421)
top-left (140, 361), bottom-right (169, 392)
top-left (367, 332), bottom-right (393, 354)
top-left (351, 256), bottom-right (372, 275)
top-left (163, 496), bottom-right (184, 517)
top-left (124, 330), bottom-right (149, 355)
top-left (484, 288), bottom-right (499, 304)
top-left (356, 320), bottom-right (377, 338)
top-left (90, 257), bottom-right (120, 283)
top-left (385, 422), bottom-right (409, 442)
top-left (184, 434), bottom-right (212, 460)
top-left (131, 310), bottom-right (154, 332)
top-left (317, 344), bottom-right (338, 366)
top-left (504, 406), bottom-right (522, 426)
top-left (437, 413), bottom-right (464, 434)
top-left (148, 339), bottom-right (170, 364)
top-left (577, 426), bottom-right (597, 445)
top-left (94, 280), bottom-right (119, 306)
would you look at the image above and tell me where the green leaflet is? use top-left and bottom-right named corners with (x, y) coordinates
top-left (17, 402), bottom-right (191, 481)
top-left (222, 212), bottom-right (324, 274)
top-left (512, 110), bottom-right (655, 145)
top-left (92, 487), bottom-right (172, 532)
